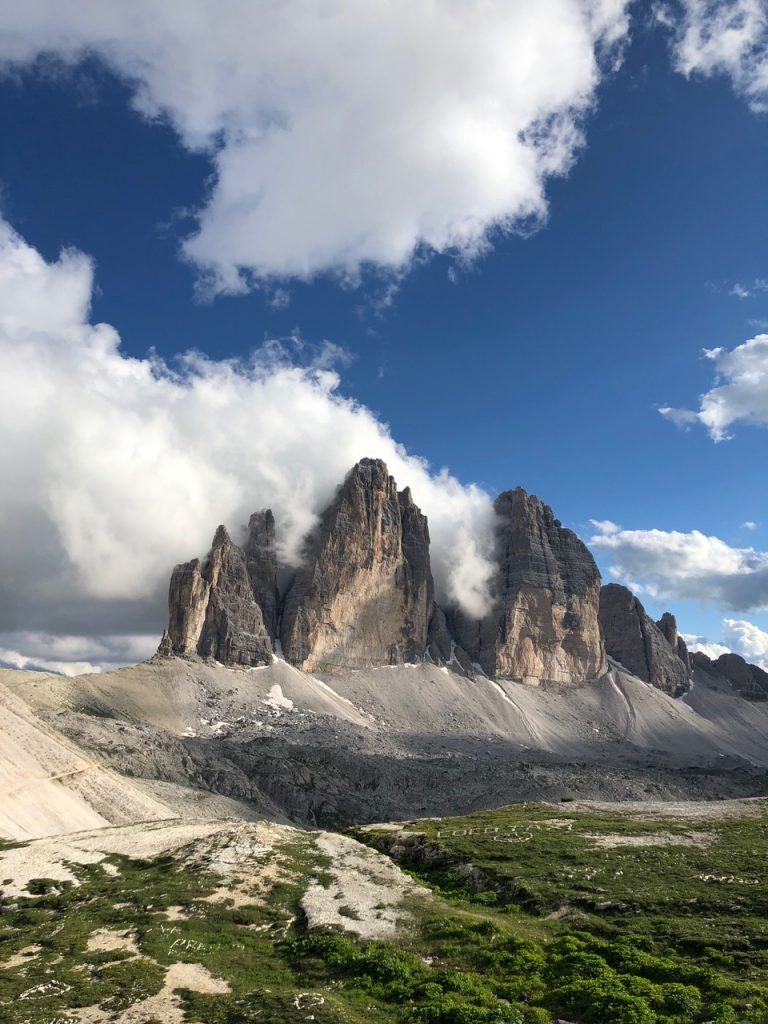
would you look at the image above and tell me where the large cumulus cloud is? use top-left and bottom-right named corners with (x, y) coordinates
top-left (589, 519), bottom-right (768, 610)
top-left (0, 0), bottom-right (630, 291)
top-left (0, 219), bottom-right (496, 672)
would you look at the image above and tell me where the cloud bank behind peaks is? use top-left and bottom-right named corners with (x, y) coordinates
top-left (0, 218), bottom-right (496, 670)
top-left (0, 0), bottom-right (629, 291)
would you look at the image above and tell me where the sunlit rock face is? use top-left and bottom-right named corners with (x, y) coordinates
top-left (451, 488), bottom-right (607, 684)
top-left (280, 458), bottom-right (436, 672)
top-left (160, 525), bottom-right (273, 668)
top-left (599, 584), bottom-right (690, 697)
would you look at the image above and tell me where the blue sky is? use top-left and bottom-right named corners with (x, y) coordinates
top-left (0, 2), bottom-right (767, 672)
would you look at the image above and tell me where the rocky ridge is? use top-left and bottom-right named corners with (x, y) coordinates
top-left (449, 488), bottom-right (606, 683)
top-left (280, 459), bottom-right (436, 671)
top-left (160, 525), bottom-right (274, 667)
top-left (598, 584), bottom-right (691, 697)
top-left (692, 651), bottom-right (768, 702)
top-left (159, 459), bottom-right (608, 684)
top-left (158, 457), bottom-right (765, 698)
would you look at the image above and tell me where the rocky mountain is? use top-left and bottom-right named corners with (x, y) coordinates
top-left (450, 488), bottom-right (606, 684)
top-left (598, 584), bottom-right (691, 697)
top-left (159, 525), bottom-right (274, 667)
top-left (159, 461), bottom-right (612, 685)
top-left (656, 611), bottom-right (693, 671)
top-left (244, 510), bottom-right (280, 641)
top-left (692, 651), bottom-right (768, 702)
top-left (158, 458), bottom-right (768, 699)
top-left (280, 459), bottom-right (436, 671)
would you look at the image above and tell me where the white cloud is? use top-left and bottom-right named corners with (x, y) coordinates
top-left (589, 518), bottom-right (621, 534)
top-left (683, 620), bottom-right (768, 670)
top-left (672, 0), bottom-right (768, 110)
top-left (0, 632), bottom-right (156, 676)
top-left (681, 633), bottom-right (733, 660)
top-left (0, 218), bottom-right (497, 671)
top-left (590, 522), bottom-right (768, 610)
top-left (659, 333), bottom-right (768, 440)
top-left (0, 0), bottom-right (630, 291)
top-left (0, 648), bottom-right (102, 677)
top-left (742, 520), bottom-right (759, 530)
top-left (722, 617), bottom-right (768, 669)
top-left (729, 278), bottom-right (768, 299)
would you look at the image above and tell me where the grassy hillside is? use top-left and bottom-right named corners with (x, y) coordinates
top-left (1, 802), bottom-right (767, 1023)
top-left (356, 801), bottom-right (768, 1023)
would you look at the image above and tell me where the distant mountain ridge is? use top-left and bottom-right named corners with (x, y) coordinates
top-left (157, 457), bottom-right (764, 699)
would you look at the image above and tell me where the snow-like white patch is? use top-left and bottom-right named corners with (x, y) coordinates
top-left (608, 671), bottom-right (634, 715)
top-left (487, 679), bottom-right (520, 709)
top-left (308, 675), bottom-right (356, 708)
top-left (262, 684), bottom-right (294, 711)
top-left (302, 832), bottom-right (425, 940)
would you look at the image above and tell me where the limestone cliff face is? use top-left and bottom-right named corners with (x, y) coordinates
top-left (656, 611), bottom-right (692, 671)
top-left (451, 488), bottom-right (606, 683)
top-left (244, 510), bottom-right (280, 640)
top-left (160, 525), bottom-right (273, 667)
top-left (692, 651), bottom-right (768, 701)
top-left (598, 584), bottom-right (690, 697)
top-left (160, 559), bottom-right (210, 657)
top-left (280, 458), bottom-right (435, 671)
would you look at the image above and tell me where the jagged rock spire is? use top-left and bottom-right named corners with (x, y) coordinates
top-left (599, 584), bottom-right (690, 697)
top-left (450, 487), bottom-right (606, 684)
top-left (245, 509), bottom-right (280, 640)
top-left (280, 458), bottom-right (436, 671)
top-left (160, 523), bottom-right (273, 667)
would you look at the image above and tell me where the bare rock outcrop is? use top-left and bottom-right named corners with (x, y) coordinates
top-left (656, 611), bottom-right (692, 671)
top-left (450, 488), bottom-right (606, 683)
top-left (599, 584), bottom-right (690, 697)
top-left (692, 651), bottom-right (768, 701)
top-left (160, 526), bottom-right (273, 667)
top-left (244, 510), bottom-right (280, 640)
top-left (280, 458), bottom-right (436, 671)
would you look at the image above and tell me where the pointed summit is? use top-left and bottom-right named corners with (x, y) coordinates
top-left (160, 523), bottom-right (273, 667)
top-left (451, 487), bottom-right (606, 683)
top-left (280, 458), bottom-right (436, 671)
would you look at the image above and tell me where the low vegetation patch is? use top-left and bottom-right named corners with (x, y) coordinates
top-left (1, 804), bottom-right (767, 1022)
top-left (354, 803), bottom-right (768, 1022)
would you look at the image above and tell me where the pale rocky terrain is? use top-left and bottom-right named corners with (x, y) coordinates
top-left (2, 647), bottom-right (767, 835)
